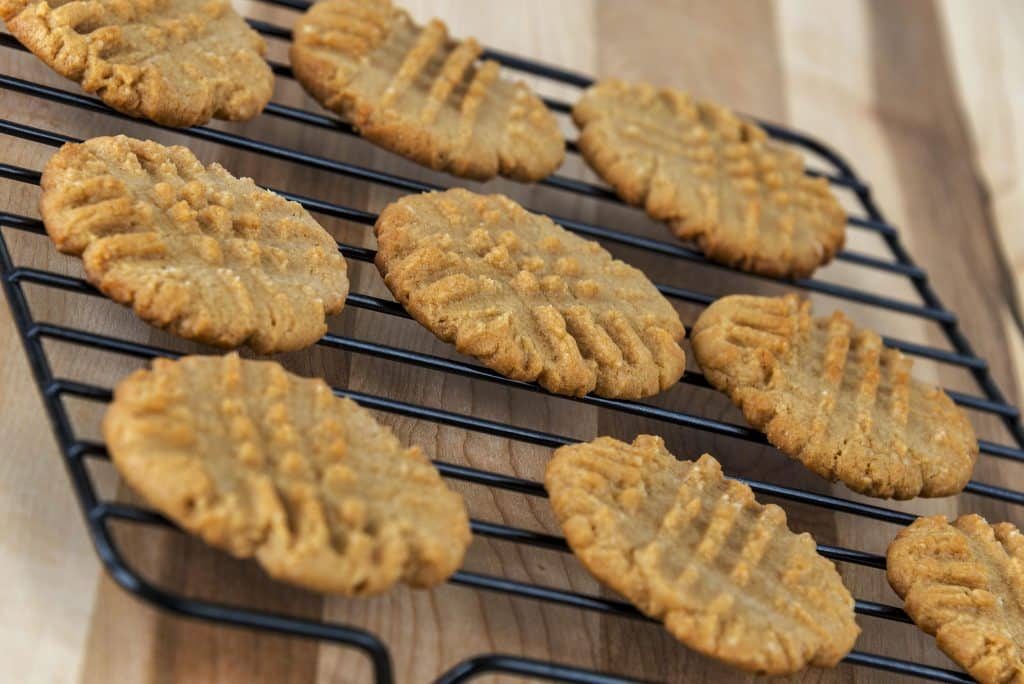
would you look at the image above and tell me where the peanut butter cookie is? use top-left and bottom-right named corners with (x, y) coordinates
top-left (0, 0), bottom-right (273, 127)
top-left (573, 80), bottom-right (845, 278)
top-left (888, 515), bottom-right (1024, 683)
top-left (546, 435), bottom-right (859, 674)
top-left (291, 0), bottom-right (563, 181)
top-left (40, 135), bottom-right (349, 353)
top-left (374, 188), bottom-right (686, 398)
top-left (691, 294), bottom-right (977, 499)
top-left (104, 353), bottom-right (471, 596)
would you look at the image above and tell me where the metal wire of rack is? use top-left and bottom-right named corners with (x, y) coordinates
top-left (0, 1), bottom-right (1021, 682)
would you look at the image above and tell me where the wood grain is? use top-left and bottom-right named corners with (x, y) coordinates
top-left (1, 1), bottom-right (1022, 682)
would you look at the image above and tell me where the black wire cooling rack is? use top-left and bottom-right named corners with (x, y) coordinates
top-left (2, 1), bottom-right (1023, 682)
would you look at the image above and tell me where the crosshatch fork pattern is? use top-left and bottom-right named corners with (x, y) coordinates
top-left (0, 0), bottom-right (1022, 682)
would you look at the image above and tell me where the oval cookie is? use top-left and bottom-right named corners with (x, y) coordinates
top-left (40, 135), bottom-right (349, 354)
top-left (573, 80), bottom-right (845, 278)
top-left (690, 294), bottom-right (978, 499)
top-left (0, 0), bottom-right (273, 127)
top-left (374, 188), bottom-right (686, 398)
top-left (291, 0), bottom-right (564, 181)
top-left (546, 435), bottom-right (859, 674)
top-left (103, 353), bottom-right (471, 596)
top-left (888, 515), bottom-right (1024, 683)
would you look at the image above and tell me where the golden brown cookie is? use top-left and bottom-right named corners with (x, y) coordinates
top-left (573, 80), bottom-right (845, 278)
top-left (40, 135), bottom-right (349, 353)
top-left (103, 352), bottom-right (471, 596)
top-left (0, 0), bottom-right (273, 127)
top-left (290, 0), bottom-right (564, 181)
top-left (690, 294), bottom-right (978, 499)
top-left (374, 188), bottom-right (686, 398)
top-left (546, 435), bottom-right (859, 674)
top-left (887, 515), bottom-right (1024, 683)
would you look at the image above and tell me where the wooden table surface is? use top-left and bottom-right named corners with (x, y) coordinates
top-left (2, 1), bottom-right (1023, 682)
